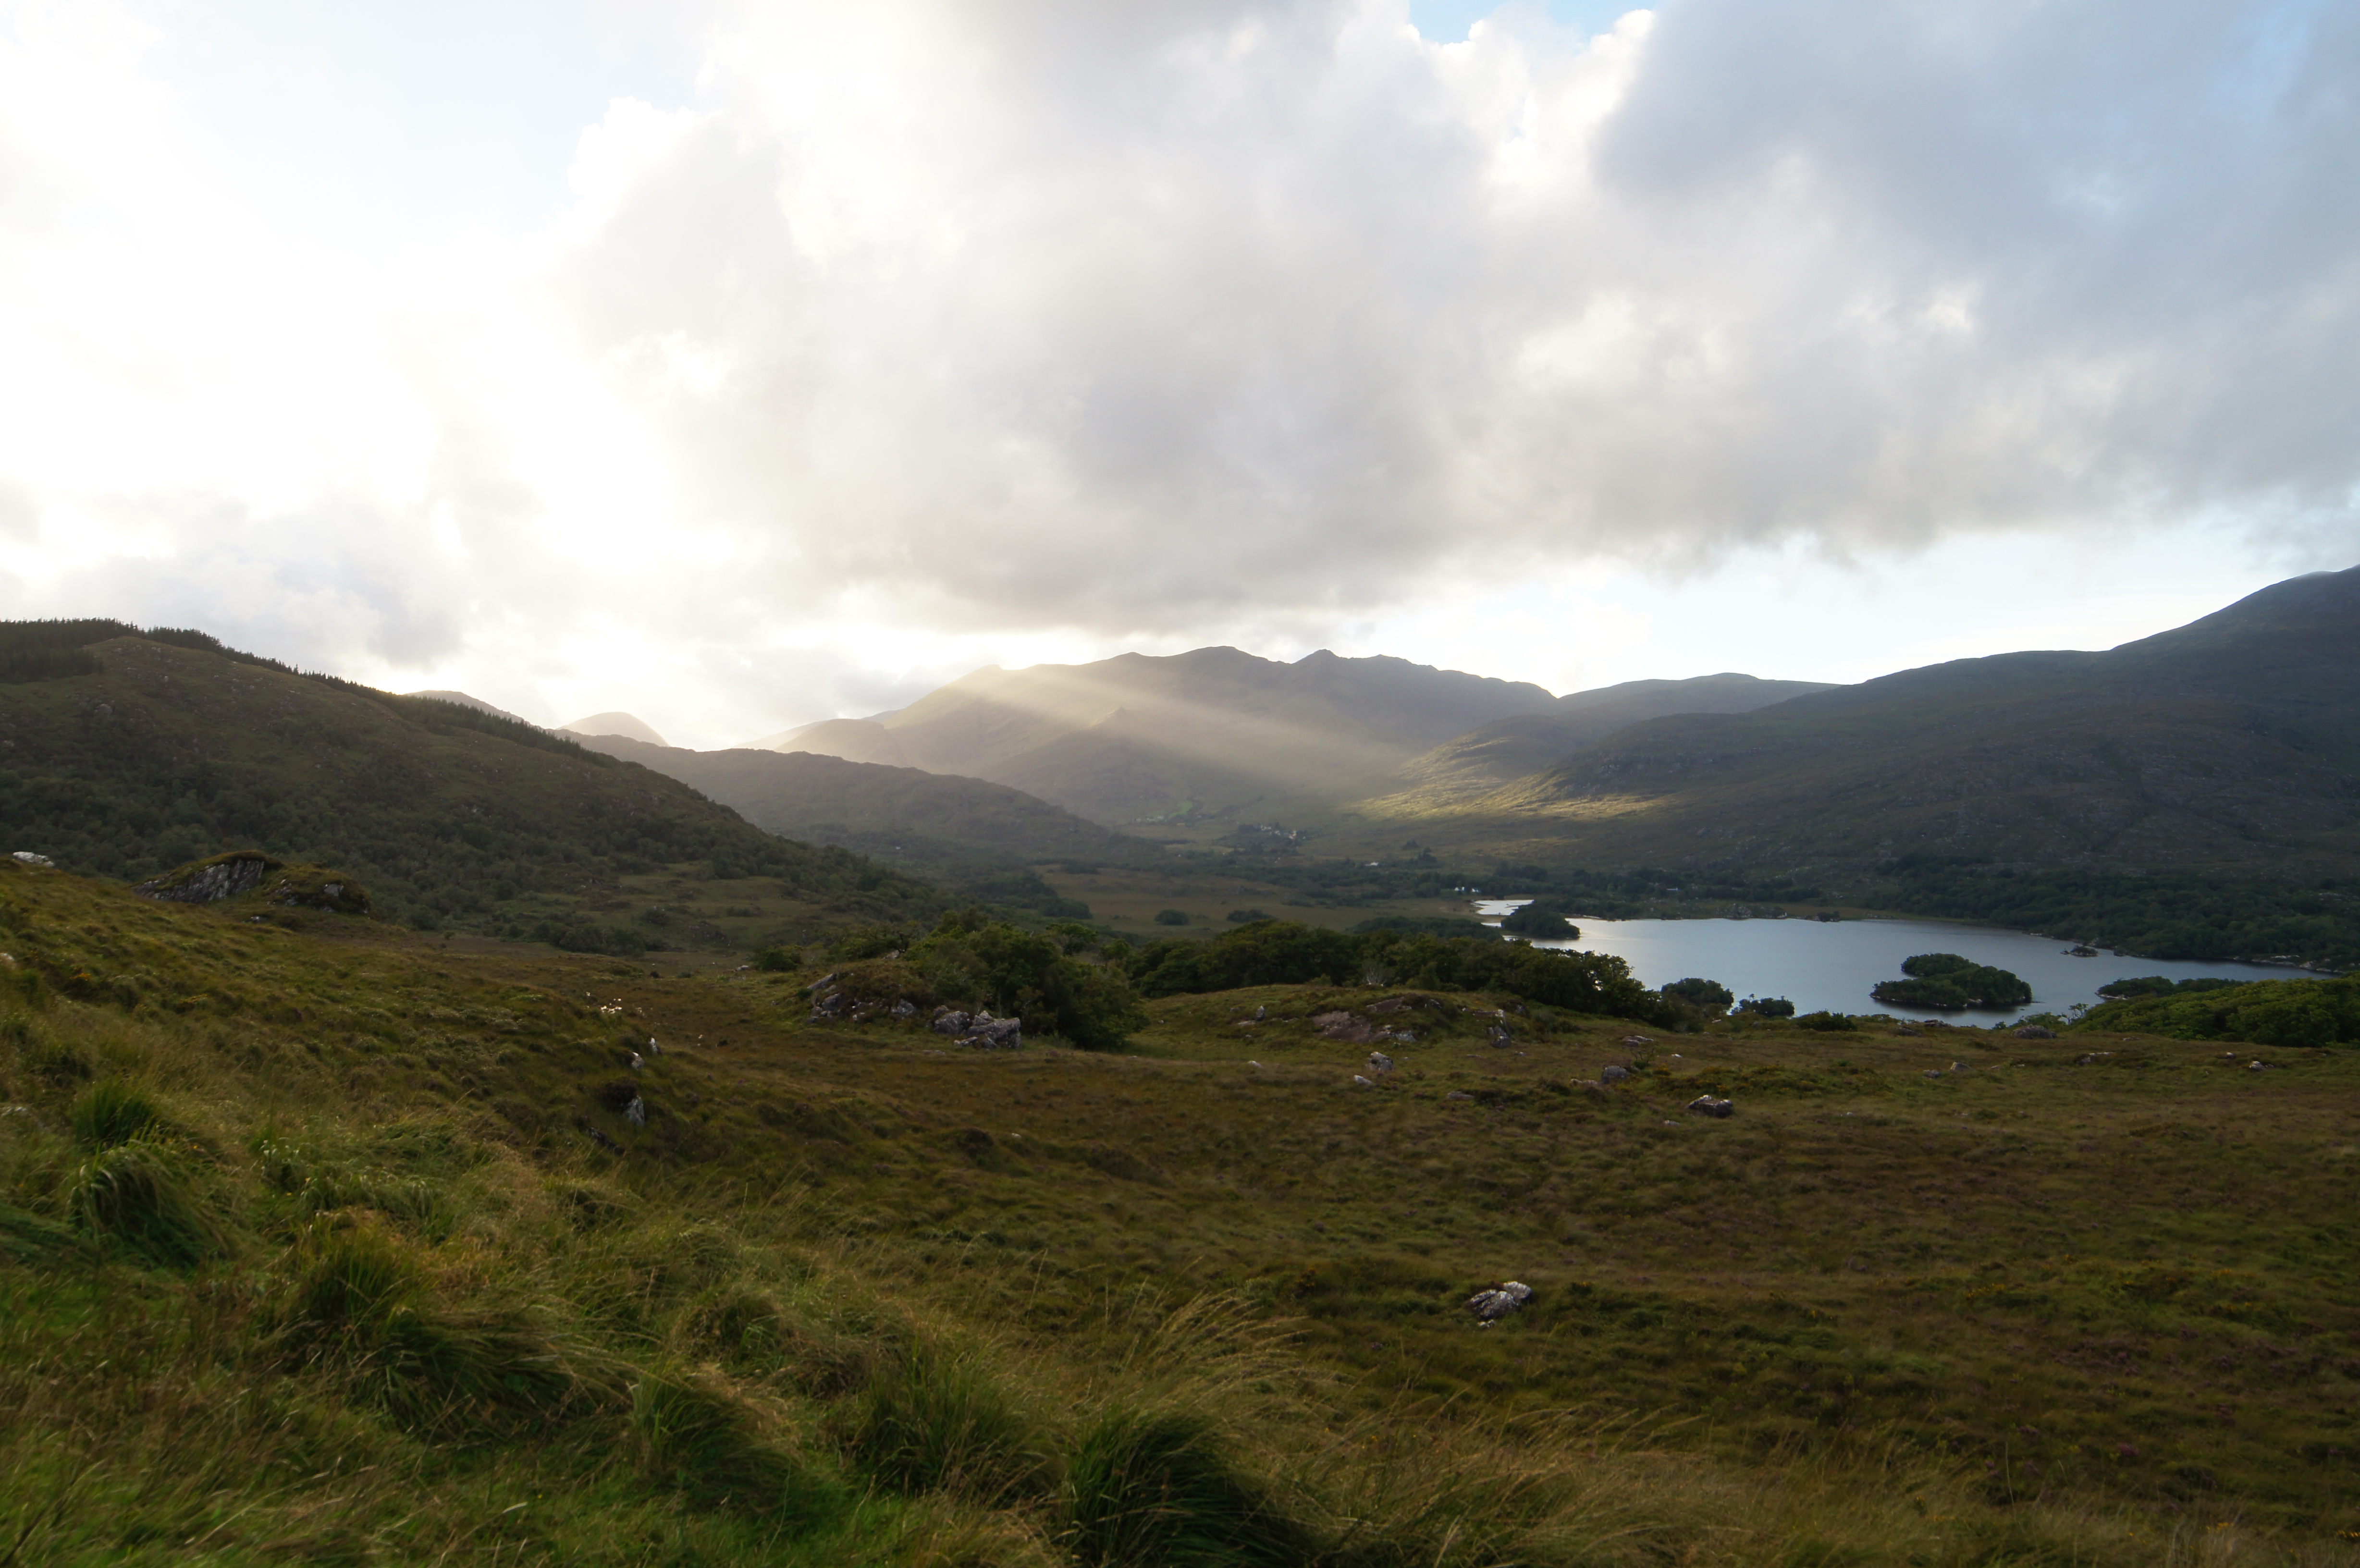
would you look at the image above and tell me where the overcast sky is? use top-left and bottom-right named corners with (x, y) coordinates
top-left (1, 0), bottom-right (2352, 746)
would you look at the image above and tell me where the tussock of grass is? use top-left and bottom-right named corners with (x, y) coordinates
top-left (629, 1368), bottom-right (843, 1524)
top-left (69, 1076), bottom-right (168, 1147)
top-left (1062, 1407), bottom-right (1314, 1567)
top-left (67, 1135), bottom-right (226, 1267)
top-left (271, 1217), bottom-right (591, 1434)
top-left (838, 1340), bottom-right (1053, 1502)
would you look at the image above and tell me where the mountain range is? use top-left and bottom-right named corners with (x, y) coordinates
top-left (3, 566), bottom-right (2352, 964)
top-left (745, 649), bottom-right (1825, 823)
top-left (1379, 566), bottom-right (2360, 881)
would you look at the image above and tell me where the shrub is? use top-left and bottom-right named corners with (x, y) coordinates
top-left (1224, 908), bottom-right (1270, 924)
top-left (1794, 1011), bottom-right (1859, 1032)
top-left (1063, 1409), bottom-right (1314, 1568)
top-left (752, 946), bottom-right (796, 972)
top-left (1735, 996), bottom-right (1795, 1018)
top-left (825, 924), bottom-right (915, 963)
top-left (1662, 977), bottom-right (1734, 1014)
top-left (1153, 909), bottom-right (1192, 926)
top-left (69, 1078), bottom-right (167, 1148)
top-left (69, 1138), bottom-right (227, 1268)
top-left (910, 920), bottom-right (1149, 1050)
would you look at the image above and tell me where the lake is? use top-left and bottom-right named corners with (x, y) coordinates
top-left (1473, 900), bottom-right (2301, 1023)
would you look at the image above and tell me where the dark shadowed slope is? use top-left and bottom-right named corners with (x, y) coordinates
top-left (1376, 673), bottom-right (1840, 806)
top-left (573, 735), bottom-right (1163, 889)
top-left (0, 629), bottom-right (936, 934)
top-left (1427, 567), bottom-right (2360, 879)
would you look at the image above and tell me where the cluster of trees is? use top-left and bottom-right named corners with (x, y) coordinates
top-left (1498, 898), bottom-right (1580, 938)
top-left (1870, 953), bottom-right (2034, 1010)
top-left (802, 912), bottom-right (1146, 1050)
top-left (1108, 918), bottom-right (1674, 1021)
top-left (2078, 975), bottom-right (2358, 1047)
top-left (1873, 857), bottom-right (2360, 970)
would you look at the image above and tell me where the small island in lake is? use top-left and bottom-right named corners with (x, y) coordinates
top-left (1872, 952), bottom-right (2034, 1009)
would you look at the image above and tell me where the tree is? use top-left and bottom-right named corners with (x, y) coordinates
top-left (1662, 977), bottom-right (1733, 1014)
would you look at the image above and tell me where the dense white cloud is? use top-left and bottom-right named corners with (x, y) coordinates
top-left (0, 0), bottom-right (2352, 742)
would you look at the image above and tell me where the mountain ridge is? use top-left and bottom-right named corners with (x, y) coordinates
top-left (1390, 565), bottom-right (2360, 881)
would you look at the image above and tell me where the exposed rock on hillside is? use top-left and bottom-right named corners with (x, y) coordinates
top-left (136, 850), bottom-right (275, 903)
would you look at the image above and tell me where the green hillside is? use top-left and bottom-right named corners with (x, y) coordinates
top-left (1370, 673), bottom-right (1837, 808)
top-left (572, 735), bottom-right (1162, 911)
top-left (0, 624), bottom-right (939, 945)
top-left (2, 858), bottom-right (2355, 1562)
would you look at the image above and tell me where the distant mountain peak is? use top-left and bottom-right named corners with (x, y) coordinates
top-left (562, 711), bottom-right (670, 748)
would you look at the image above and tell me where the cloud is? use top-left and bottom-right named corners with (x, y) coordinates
top-left (0, 0), bottom-right (2354, 740)
top-left (541, 0), bottom-right (2360, 633)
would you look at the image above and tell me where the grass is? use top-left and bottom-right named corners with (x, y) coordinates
top-left (0, 856), bottom-right (2354, 1563)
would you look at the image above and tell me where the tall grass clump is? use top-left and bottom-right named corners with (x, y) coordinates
top-left (251, 1131), bottom-right (454, 1236)
top-left (67, 1136), bottom-right (227, 1267)
top-left (273, 1218), bottom-right (588, 1433)
top-left (837, 1341), bottom-right (1053, 1503)
top-left (630, 1369), bottom-right (846, 1528)
top-left (70, 1077), bottom-right (167, 1147)
top-left (1061, 1407), bottom-right (1316, 1568)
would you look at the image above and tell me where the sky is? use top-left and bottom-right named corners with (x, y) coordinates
top-left (0, 0), bottom-right (2353, 748)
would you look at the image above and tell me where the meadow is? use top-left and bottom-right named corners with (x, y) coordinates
top-left (1, 856), bottom-right (2355, 1565)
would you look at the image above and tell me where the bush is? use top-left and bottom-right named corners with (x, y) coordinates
top-left (1662, 977), bottom-right (1733, 1014)
top-left (1153, 909), bottom-right (1192, 926)
top-left (910, 917), bottom-right (1149, 1051)
top-left (1224, 908), bottom-right (1270, 924)
top-left (825, 924), bottom-right (914, 963)
top-left (1735, 996), bottom-right (1796, 1018)
top-left (1063, 1409), bottom-right (1314, 1568)
top-left (1794, 1011), bottom-right (1859, 1032)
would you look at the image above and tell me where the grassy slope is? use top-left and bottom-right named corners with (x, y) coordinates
top-left (794, 648), bottom-right (1562, 824)
top-left (573, 735), bottom-right (1162, 882)
top-left (0, 636), bottom-right (939, 939)
top-left (1365, 674), bottom-right (1842, 810)
top-left (1, 861), bottom-right (2354, 1564)
top-left (1329, 568), bottom-right (2360, 882)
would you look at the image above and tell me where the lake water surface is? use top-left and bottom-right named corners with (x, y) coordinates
top-left (1473, 900), bottom-right (2301, 1023)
